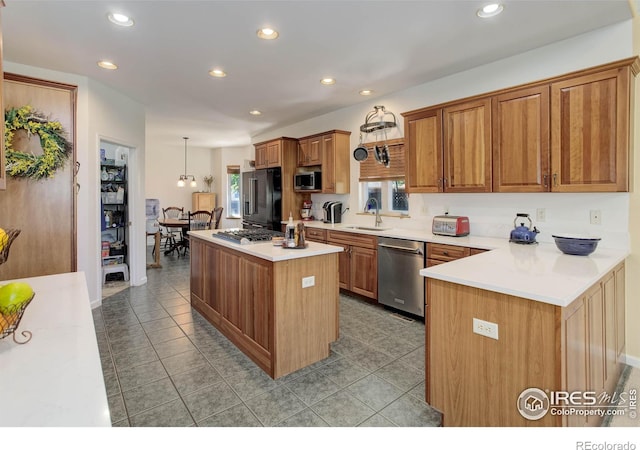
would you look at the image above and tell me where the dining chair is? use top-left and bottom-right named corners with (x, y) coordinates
top-left (212, 206), bottom-right (224, 229)
top-left (162, 206), bottom-right (184, 251)
top-left (182, 210), bottom-right (213, 255)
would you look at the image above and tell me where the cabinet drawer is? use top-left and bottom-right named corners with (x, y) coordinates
top-left (427, 258), bottom-right (448, 267)
top-left (427, 243), bottom-right (470, 261)
top-left (470, 247), bottom-right (488, 256)
top-left (305, 228), bottom-right (327, 242)
top-left (327, 230), bottom-right (377, 249)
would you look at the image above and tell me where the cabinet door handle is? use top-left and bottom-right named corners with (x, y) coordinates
top-left (543, 174), bottom-right (548, 189)
top-left (553, 173), bottom-right (558, 187)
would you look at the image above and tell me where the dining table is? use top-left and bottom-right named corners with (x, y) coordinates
top-left (158, 217), bottom-right (189, 256)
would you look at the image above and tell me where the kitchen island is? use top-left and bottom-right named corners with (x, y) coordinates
top-left (188, 230), bottom-right (342, 379)
top-left (420, 243), bottom-right (628, 427)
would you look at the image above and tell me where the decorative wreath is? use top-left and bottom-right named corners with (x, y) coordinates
top-left (4, 105), bottom-right (72, 180)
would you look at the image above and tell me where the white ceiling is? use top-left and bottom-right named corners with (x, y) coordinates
top-left (2, 1), bottom-right (633, 149)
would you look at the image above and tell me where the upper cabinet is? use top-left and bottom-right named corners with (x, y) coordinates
top-left (443, 98), bottom-right (492, 193)
top-left (403, 98), bottom-right (491, 193)
top-left (295, 130), bottom-right (350, 194)
top-left (0, 5), bottom-right (5, 191)
top-left (255, 139), bottom-right (283, 169)
top-left (297, 136), bottom-right (322, 166)
top-left (403, 57), bottom-right (638, 194)
top-left (551, 67), bottom-right (632, 192)
top-left (492, 85), bottom-right (550, 193)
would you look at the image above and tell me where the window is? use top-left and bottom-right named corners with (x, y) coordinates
top-left (227, 165), bottom-right (240, 218)
top-left (361, 180), bottom-right (408, 214)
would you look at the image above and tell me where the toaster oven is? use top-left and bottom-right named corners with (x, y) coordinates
top-left (432, 215), bottom-right (470, 237)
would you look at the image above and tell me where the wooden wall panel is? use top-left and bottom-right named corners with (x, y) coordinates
top-left (0, 74), bottom-right (77, 280)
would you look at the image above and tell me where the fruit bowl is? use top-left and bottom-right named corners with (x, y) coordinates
top-left (0, 292), bottom-right (35, 344)
top-left (0, 228), bottom-right (21, 266)
top-left (552, 234), bottom-right (601, 256)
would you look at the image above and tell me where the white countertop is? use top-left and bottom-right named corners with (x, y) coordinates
top-left (189, 230), bottom-right (343, 261)
top-left (420, 242), bottom-right (628, 307)
top-left (0, 272), bottom-right (111, 427)
top-left (301, 220), bottom-right (628, 307)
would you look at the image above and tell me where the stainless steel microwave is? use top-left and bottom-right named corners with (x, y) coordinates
top-left (294, 171), bottom-right (322, 190)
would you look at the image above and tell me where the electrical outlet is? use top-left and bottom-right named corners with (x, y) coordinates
top-left (536, 208), bottom-right (546, 222)
top-left (421, 205), bottom-right (428, 214)
top-left (302, 276), bottom-right (315, 288)
top-left (590, 210), bottom-right (602, 225)
top-left (473, 318), bottom-right (499, 340)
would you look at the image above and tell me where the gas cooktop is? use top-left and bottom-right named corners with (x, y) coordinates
top-left (212, 229), bottom-right (284, 245)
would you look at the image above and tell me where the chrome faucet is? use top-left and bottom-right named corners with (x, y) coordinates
top-left (364, 198), bottom-right (383, 227)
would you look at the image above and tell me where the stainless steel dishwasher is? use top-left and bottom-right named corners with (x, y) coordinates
top-left (377, 236), bottom-right (425, 317)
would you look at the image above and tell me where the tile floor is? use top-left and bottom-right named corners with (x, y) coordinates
top-left (95, 247), bottom-right (640, 428)
top-left (93, 248), bottom-right (440, 427)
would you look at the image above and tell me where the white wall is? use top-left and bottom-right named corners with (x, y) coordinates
top-left (253, 20), bottom-right (635, 251)
top-left (3, 62), bottom-right (146, 306)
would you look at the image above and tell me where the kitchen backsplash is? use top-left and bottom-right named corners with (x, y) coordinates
top-left (311, 192), bottom-right (629, 250)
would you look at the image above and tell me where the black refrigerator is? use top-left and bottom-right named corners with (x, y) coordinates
top-left (241, 168), bottom-right (282, 229)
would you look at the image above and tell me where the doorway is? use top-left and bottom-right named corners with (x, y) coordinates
top-left (99, 140), bottom-right (132, 298)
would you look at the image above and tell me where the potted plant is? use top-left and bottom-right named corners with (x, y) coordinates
top-left (203, 175), bottom-right (214, 193)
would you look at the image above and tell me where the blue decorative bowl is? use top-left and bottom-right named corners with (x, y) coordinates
top-left (552, 234), bottom-right (601, 256)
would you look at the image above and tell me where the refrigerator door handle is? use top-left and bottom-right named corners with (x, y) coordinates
top-left (250, 178), bottom-right (257, 214)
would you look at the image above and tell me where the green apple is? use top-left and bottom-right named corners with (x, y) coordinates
top-left (0, 282), bottom-right (34, 314)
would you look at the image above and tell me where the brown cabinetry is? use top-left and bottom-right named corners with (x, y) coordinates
top-left (255, 139), bottom-right (285, 169)
top-left (295, 130), bottom-right (351, 194)
top-left (297, 136), bottom-right (322, 166)
top-left (190, 235), bottom-right (339, 378)
top-left (327, 230), bottom-right (377, 300)
top-left (305, 227), bottom-right (327, 243)
top-left (0, 6), bottom-right (4, 191)
top-left (443, 98), bottom-right (492, 192)
top-left (403, 97), bottom-right (491, 193)
top-left (192, 192), bottom-right (215, 212)
top-left (492, 85), bottom-right (550, 192)
top-left (428, 261), bottom-right (626, 426)
top-left (403, 57), bottom-right (638, 194)
top-left (551, 67), bottom-right (632, 192)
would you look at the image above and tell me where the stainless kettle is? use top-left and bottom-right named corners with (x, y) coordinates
top-left (509, 213), bottom-right (539, 244)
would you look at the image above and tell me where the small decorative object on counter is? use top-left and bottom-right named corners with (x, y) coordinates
top-left (0, 228), bottom-right (21, 266)
top-left (296, 223), bottom-right (305, 247)
top-left (509, 213), bottom-right (539, 244)
top-left (552, 234), bottom-right (601, 256)
top-left (285, 212), bottom-right (296, 248)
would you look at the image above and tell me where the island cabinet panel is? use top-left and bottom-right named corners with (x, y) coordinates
top-left (492, 85), bottom-right (550, 192)
top-left (190, 235), bottom-right (339, 379)
top-left (550, 67), bottom-right (630, 192)
top-left (443, 98), bottom-right (492, 193)
top-left (428, 280), bottom-right (559, 427)
top-left (562, 296), bottom-right (588, 427)
top-left (615, 264), bottom-right (625, 358)
top-left (428, 261), bottom-right (626, 427)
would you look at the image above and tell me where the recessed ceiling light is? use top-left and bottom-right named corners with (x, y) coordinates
top-left (107, 12), bottom-right (134, 27)
top-left (477, 3), bottom-right (504, 18)
top-left (249, 110), bottom-right (262, 116)
top-left (320, 78), bottom-right (336, 85)
top-left (257, 28), bottom-right (279, 40)
top-left (209, 69), bottom-right (227, 78)
top-left (97, 60), bottom-right (118, 70)
top-left (359, 89), bottom-right (373, 96)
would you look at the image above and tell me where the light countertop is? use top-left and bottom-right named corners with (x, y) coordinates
top-left (189, 230), bottom-right (343, 262)
top-left (0, 272), bottom-right (111, 427)
top-left (301, 220), bottom-right (628, 307)
top-left (420, 242), bottom-right (628, 307)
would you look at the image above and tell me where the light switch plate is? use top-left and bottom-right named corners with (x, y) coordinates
top-left (473, 318), bottom-right (499, 340)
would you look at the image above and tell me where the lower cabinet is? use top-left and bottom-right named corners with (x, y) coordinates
top-left (190, 236), bottom-right (339, 379)
top-left (327, 230), bottom-right (377, 300)
top-left (428, 261), bottom-right (626, 426)
top-left (562, 263), bottom-right (625, 427)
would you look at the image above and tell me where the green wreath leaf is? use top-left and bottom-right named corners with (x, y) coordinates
top-left (4, 105), bottom-right (73, 180)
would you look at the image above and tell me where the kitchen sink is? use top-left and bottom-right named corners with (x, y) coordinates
top-left (341, 225), bottom-right (392, 232)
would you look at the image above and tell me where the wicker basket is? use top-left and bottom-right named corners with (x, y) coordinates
top-left (0, 293), bottom-right (35, 344)
top-left (0, 229), bottom-right (21, 266)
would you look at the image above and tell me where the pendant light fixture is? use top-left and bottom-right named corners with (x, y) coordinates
top-left (177, 137), bottom-right (197, 188)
